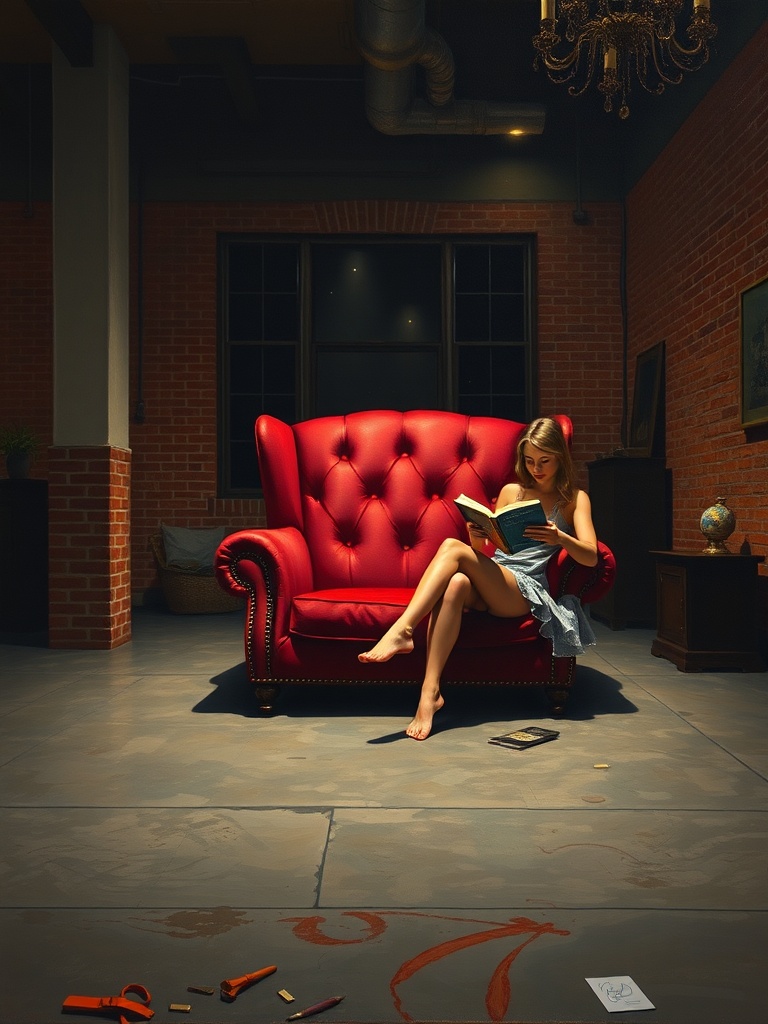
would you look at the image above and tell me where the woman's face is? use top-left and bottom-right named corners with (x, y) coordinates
top-left (523, 442), bottom-right (559, 489)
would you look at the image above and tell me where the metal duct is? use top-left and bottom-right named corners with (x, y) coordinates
top-left (355, 0), bottom-right (545, 136)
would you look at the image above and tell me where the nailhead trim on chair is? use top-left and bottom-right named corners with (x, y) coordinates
top-left (557, 549), bottom-right (605, 602)
top-left (249, 654), bottom-right (576, 689)
top-left (250, 676), bottom-right (573, 686)
top-left (230, 551), bottom-right (274, 679)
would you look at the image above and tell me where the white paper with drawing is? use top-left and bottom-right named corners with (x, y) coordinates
top-left (586, 976), bottom-right (655, 1012)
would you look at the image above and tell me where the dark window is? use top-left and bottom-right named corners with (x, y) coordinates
top-left (219, 236), bottom-right (534, 495)
top-left (220, 241), bottom-right (300, 491)
top-left (454, 242), bottom-right (531, 418)
top-left (312, 243), bottom-right (442, 344)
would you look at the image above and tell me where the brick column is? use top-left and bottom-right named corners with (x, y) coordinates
top-left (48, 446), bottom-right (131, 649)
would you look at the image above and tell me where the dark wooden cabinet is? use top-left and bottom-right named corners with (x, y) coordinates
top-left (651, 551), bottom-right (766, 672)
top-left (0, 479), bottom-right (48, 632)
top-left (587, 457), bottom-right (669, 629)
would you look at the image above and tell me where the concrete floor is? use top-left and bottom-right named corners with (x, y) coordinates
top-left (1, 609), bottom-right (766, 1024)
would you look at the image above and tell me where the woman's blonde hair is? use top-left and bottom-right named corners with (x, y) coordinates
top-left (515, 417), bottom-right (576, 505)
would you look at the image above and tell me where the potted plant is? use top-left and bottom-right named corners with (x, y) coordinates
top-left (0, 423), bottom-right (41, 479)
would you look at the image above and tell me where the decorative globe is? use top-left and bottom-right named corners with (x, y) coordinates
top-left (700, 497), bottom-right (735, 554)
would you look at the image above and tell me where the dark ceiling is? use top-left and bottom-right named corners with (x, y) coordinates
top-left (1, 1), bottom-right (765, 197)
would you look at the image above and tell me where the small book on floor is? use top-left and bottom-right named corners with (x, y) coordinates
top-left (488, 726), bottom-right (560, 750)
top-left (454, 493), bottom-right (547, 554)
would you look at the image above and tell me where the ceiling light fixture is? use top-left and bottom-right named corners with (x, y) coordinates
top-left (533, 1), bottom-right (717, 119)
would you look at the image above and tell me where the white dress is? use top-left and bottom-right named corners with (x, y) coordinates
top-left (492, 502), bottom-right (596, 658)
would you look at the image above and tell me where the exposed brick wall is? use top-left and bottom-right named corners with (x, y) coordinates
top-left (48, 446), bottom-right (131, 648)
top-left (626, 21), bottom-right (768, 578)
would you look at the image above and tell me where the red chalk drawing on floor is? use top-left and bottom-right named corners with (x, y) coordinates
top-left (283, 910), bottom-right (388, 945)
top-left (281, 911), bottom-right (570, 1021)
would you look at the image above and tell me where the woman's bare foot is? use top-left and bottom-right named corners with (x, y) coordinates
top-left (358, 624), bottom-right (414, 663)
top-left (405, 691), bottom-right (445, 740)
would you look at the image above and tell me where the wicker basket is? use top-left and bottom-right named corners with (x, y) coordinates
top-left (150, 534), bottom-right (244, 614)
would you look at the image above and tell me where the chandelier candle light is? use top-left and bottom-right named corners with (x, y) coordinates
top-left (533, 1), bottom-right (717, 119)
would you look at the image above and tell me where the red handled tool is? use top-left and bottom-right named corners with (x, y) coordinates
top-left (62, 983), bottom-right (153, 1024)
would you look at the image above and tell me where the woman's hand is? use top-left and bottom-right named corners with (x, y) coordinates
top-left (466, 522), bottom-right (489, 551)
top-left (523, 520), bottom-right (561, 546)
top-left (529, 491), bottom-right (598, 566)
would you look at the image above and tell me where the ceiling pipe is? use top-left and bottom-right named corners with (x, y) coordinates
top-left (355, 0), bottom-right (545, 136)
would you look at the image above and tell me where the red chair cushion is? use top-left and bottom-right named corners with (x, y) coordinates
top-left (291, 588), bottom-right (414, 642)
top-left (290, 586), bottom-right (541, 647)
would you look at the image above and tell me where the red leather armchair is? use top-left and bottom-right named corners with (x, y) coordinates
top-left (215, 410), bottom-right (615, 714)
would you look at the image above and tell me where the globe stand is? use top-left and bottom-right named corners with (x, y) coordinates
top-left (702, 537), bottom-right (731, 555)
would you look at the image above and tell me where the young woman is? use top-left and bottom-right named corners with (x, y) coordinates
top-left (358, 417), bottom-right (598, 740)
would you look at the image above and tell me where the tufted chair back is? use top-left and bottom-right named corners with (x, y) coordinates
top-left (256, 410), bottom-right (573, 591)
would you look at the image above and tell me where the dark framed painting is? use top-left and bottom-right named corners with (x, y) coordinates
top-left (629, 341), bottom-right (665, 456)
top-left (740, 274), bottom-right (768, 427)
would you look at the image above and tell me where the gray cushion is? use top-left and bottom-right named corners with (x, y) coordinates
top-left (161, 524), bottom-right (226, 573)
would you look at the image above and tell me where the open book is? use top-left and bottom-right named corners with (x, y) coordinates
top-left (454, 493), bottom-right (547, 555)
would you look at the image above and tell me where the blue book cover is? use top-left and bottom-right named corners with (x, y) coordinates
top-left (454, 493), bottom-right (547, 554)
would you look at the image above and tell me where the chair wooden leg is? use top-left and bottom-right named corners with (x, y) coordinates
top-left (254, 684), bottom-right (279, 715)
top-left (546, 686), bottom-right (570, 716)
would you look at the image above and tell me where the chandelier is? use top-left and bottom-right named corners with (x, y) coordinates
top-left (533, 1), bottom-right (718, 119)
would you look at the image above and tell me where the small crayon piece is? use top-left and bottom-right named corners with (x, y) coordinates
top-left (278, 989), bottom-right (296, 1003)
top-left (220, 965), bottom-right (277, 1002)
top-left (287, 995), bottom-right (345, 1020)
top-left (186, 986), bottom-right (215, 995)
top-left (169, 1004), bottom-right (191, 1013)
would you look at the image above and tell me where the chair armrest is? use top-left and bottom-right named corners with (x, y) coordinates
top-left (215, 528), bottom-right (314, 673)
top-left (547, 541), bottom-right (616, 605)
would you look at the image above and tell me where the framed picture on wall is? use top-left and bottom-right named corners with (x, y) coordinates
top-left (628, 341), bottom-right (665, 456)
top-left (740, 274), bottom-right (768, 428)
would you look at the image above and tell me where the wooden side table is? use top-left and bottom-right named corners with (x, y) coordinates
top-left (651, 550), bottom-right (766, 672)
